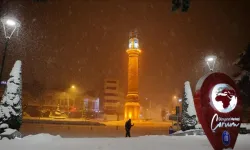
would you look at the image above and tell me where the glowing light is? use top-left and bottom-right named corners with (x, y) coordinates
top-left (1, 81), bottom-right (7, 85)
top-left (205, 55), bottom-right (217, 71)
top-left (206, 57), bottom-right (214, 62)
top-left (6, 19), bottom-right (16, 26)
top-left (205, 56), bottom-right (217, 63)
top-left (134, 39), bottom-right (139, 48)
top-left (129, 42), bottom-right (132, 48)
top-left (128, 112), bottom-right (132, 119)
top-left (128, 38), bottom-right (139, 49)
top-left (134, 43), bottom-right (139, 48)
top-left (70, 107), bottom-right (77, 112)
top-left (1, 17), bottom-right (20, 39)
top-left (210, 83), bottom-right (237, 113)
top-left (71, 85), bottom-right (75, 89)
top-left (211, 113), bottom-right (240, 132)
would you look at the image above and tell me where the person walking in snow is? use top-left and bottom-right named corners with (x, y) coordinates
top-left (125, 119), bottom-right (134, 137)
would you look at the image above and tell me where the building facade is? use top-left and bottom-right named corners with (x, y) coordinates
top-left (84, 96), bottom-right (100, 112)
top-left (103, 79), bottom-right (121, 120)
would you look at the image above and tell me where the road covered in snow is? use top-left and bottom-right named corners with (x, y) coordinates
top-left (0, 134), bottom-right (250, 150)
top-left (20, 121), bottom-right (172, 137)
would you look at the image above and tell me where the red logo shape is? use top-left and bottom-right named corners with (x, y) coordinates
top-left (194, 72), bottom-right (242, 150)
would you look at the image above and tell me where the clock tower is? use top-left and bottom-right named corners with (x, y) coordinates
top-left (124, 30), bottom-right (141, 120)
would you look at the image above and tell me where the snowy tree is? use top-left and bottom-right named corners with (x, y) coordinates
top-left (234, 43), bottom-right (250, 72)
top-left (54, 104), bottom-right (62, 116)
top-left (181, 81), bottom-right (198, 131)
top-left (0, 60), bottom-right (22, 131)
top-left (82, 104), bottom-right (87, 119)
top-left (233, 43), bottom-right (250, 121)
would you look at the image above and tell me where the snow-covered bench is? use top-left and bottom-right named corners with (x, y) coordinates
top-left (0, 124), bottom-right (22, 140)
top-left (0, 128), bottom-right (22, 140)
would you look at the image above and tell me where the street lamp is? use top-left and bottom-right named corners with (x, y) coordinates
top-left (70, 84), bottom-right (77, 107)
top-left (0, 16), bottom-right (20, 83)
top-left (172, 95), bottom-right (177, 108)
top-left (205, 55), bottom-right (217, 72)
top-left (65, 85), bottom-right (77, 116)
top-left (172, 95), bottom-right (182, 114)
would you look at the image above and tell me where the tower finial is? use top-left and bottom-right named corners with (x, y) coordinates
top-left (129, 29), bottom-right (139, 39)
top-left (129, 31), bottom-right (133, 38)
top-left (134, 28), bottom-right (138, 38)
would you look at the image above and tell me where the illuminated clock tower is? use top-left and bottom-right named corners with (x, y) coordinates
top-left (124, 31), bottom-right (141, 120)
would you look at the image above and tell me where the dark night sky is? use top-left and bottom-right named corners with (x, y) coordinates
top-left (1, 0), bottom-right (250, 105)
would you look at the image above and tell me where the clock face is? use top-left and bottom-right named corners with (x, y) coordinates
top-left (128, 38), bottom-right (139, 49)
top-left (129, 41), bottom-right (132, 48)
top-left (134, 39), bottom-right (139, 48)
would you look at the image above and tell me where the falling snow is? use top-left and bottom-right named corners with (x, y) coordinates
top-left (0, 1), bottom-right (248, 108)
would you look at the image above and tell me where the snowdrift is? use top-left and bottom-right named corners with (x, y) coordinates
top-left (0, 134), bottom-right (249, 150)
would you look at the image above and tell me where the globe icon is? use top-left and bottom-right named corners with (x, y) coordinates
top-left (210, 83), bottom-right (237, 113)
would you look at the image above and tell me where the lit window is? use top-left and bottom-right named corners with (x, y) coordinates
top-left (134, 43), bottom-right (139, 48)
top-left (129, 42), bottom-right (132, 48)
top-left (134, 39), bottom-right (139, 48)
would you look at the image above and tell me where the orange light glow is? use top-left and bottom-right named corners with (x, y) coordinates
top-left (128, 112), bottom-right (132, 119)
top-left (124, 102), bottom-right (140, 120)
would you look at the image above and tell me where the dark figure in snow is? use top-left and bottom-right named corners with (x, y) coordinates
top-left (125, 119), bottom-right (134, 137)
top-left (169, 126), bottom-right (174, 135)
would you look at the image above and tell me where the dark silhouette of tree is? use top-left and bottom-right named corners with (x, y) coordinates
top-left (233, 43), bottom-right (250, 122)
top-left (234, 43), bottom-right (250, 72)
top-left (172, 0), bottom-right (190, 12)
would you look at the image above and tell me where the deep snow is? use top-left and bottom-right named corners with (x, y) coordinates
top-left (0, 134), bottom-right (249, 150)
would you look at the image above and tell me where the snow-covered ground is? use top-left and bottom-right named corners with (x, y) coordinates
top-left (0, 134), bottom-right (249, 150)
top-left (241, 123), bottom-right (250, 129)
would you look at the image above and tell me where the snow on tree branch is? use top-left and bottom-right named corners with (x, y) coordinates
top-left (0, 60), bottom-right (22, 131)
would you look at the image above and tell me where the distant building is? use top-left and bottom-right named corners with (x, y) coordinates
top-left (103, 79), bottom-right (121, 120)
top-left (83, 96), bottom-right (100, 112)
